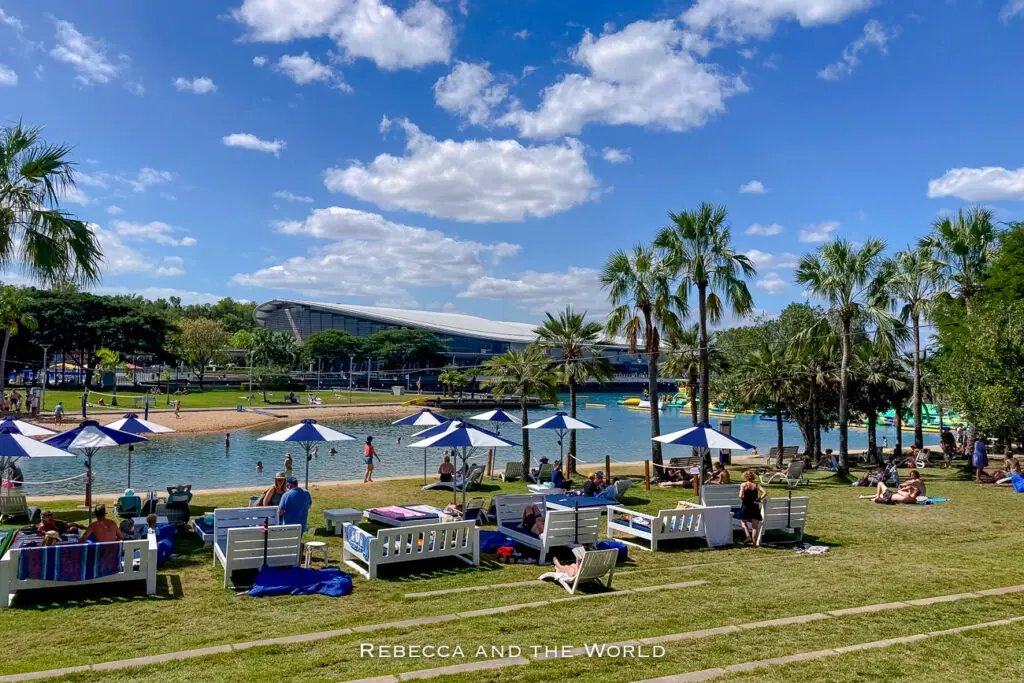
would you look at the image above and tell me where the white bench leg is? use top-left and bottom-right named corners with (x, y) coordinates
top-left (0, 561), bottom-right (9, 609)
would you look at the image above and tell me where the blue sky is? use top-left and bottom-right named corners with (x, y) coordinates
top-left (2, 0), bottom-right (1023, 324)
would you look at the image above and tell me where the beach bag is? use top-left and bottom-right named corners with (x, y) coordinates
top-left (1012, 473), bottom-right (1024, 493)
top-left (495, 546), bottom-right (515, 563)
top-left (595, 540), bottom-right (628, 563)
top-left (479, 530), bottom-right (513, 553)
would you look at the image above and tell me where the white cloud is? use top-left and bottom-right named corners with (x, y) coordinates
top-left (232, 0), bottom-right (454, 70)
top-left (231, 206), bottom-right (519, 300)
top-left (740, 179), bottom-right (765, 193)
top-left (253, 55), bottom-right (268, 66)
top-left (498, 20), bottom-right (746, 139)
top-left (602, 147), bottom-right (631, 164)
top-left (324, 116), bottom-right (598, 223)
top-left (745, 222), bottom-right (783, 236)
top-left (34, 64), bottom-right (44, 80)
top-left (58, 184), bottom-right (89, 205)
top-left (1001, 0), bottom-right (1024, 22)
top-left (745, 249), bottom-right (797, 269)
top-left (110, 220), bottom-right (198, 247)
top-left (273, 190), bottom-right (315, 203)
top-left (799, 220), bottom-right (840, 243)
top-left (106, 205), bottom-right (124, 215)
top-left (927, 166), bottom-right (1024, 201)
top-left (0, 65), bottom-right (16, 86)
top-left (433, 61), bottom-right (508, 126)
top-left (222, 133), bottom-right (287, 156)
top-left (173, 76), bottom-right (217, 93)
top-left (683, 0), bottom-right (874, 40)
top-left (155, 256), bottom-right (186, 277)
top-left (93, 286), bottom-right (228, 305)
top-left (817, 20), bottom-right (894, 81)
top-left (125, 81), bottom-right (145, 96)
top-left (513, 29), bottom-right (529, 39)
top-left (129, 168), bottom-right (173, 192)
top-left (275, 52), bottom-right (350, 90)
top-left (50, 19), bottom-right (128, 86)
top-left (457, 267), bottom-right (608, 315)
top-left (755, 271), bottom-right (787, 294)
top-left (0, 8), bottom-right (24, 32)
top-left (91, 225), bottom-right (186, 277)
top-left (738, 47), bottom-right (757, 59)
top-left (75, 170), bottom-right (110, 188)
top-left (74, 168), bottom-right (170, 193)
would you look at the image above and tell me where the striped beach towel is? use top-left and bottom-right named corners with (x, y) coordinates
top-left (17, 542), bottom-right (124, 582)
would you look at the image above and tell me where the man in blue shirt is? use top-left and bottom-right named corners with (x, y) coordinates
top-left (278, 477), bottom-right (312, 533)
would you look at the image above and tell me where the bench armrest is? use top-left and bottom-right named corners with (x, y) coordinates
top-left (343, 523), bottom-right (374, 562)
top-left (607, 506), bottom-right (653, 522)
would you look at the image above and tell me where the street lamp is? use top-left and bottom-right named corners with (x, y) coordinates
top-left (39, 344), bottom-right (51, 413)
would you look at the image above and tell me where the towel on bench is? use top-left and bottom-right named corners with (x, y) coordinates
top-left (18, 542), bottom-right (124, 582)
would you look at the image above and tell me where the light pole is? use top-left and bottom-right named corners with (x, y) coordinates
top-left (348, 354), bottom-right (354, 394)
top-left (247, 350), bottom-right (254, 404)
top-left (39, 344), bottom-right (51, 413)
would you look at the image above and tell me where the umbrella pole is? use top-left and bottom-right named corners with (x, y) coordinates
top-left (85, 450), bottom-right (95, 525)
top-left (127, 449), bottom-right (132, 489)
top-left (423, 448), bottom-right (427, 485)
top-left (304, 442), bottom-right (311, 490)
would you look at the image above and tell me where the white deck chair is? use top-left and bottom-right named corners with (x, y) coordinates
top-left (499, 461), bottom-right (525, 482)
top-left (609, 478), bottom-right (633, 500)
top-left (759, 460), bottom-right (808, 487)
top-left (539, 548), bottom-right (617, 594)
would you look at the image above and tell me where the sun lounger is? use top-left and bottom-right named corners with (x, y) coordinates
top-left (494, 494), bottom-right (601, 564)
top-left (114, 495), bottom-right (143, 519)
top-left (606, 503), bottom-right (732, 550)
top-left (757, 496), bottom-right (810, 545)
top-left (539, 547), bottom-right (617, 594)
top-left (529, 462), bottom-right (553, 484)
top-left (0, 494), bottom-right (39, 524)
top-left (365, 505), bottom-right (442, 527)
top-left (343, 520), bottom-right (478, 579)
top-left (759, 460), bottom-right (808, 487)
top-left (499, 461), bottom-right (524, 482)
top-left (214, 524), bottom-right (303, 588)
top-left (422, 466), bottom-right (483, 492)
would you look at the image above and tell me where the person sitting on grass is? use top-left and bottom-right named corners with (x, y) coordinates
top-left (852, 467), bottom-right (885, 487)
top-left (437, 455), bottom-right (455, 483)
top-left (260, 472), bottom-right (288, 506)
top-left (707, 462), bottom-right (731, 485)
top-left (658, 467), bottom-right (693, 488)
top-left (860, 469), bottom-right (925, 504)
top-left (582, 472), bottom-right (601, 496)
top-left (521, 504), bottom-right (545, 535)
top-left (550, 462), bottom-right (568, 490)
top-left (79, 505), bottom-right (124, 543)
top-left (992, 457), bottom-right (1021, 485)
top-left (818, 449), bottom-right (838, 470)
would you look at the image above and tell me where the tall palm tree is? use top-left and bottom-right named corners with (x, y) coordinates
top-left (655, 203), bottom-right (756, 425)
top-left (852, 342), bottom-right (907, 463)
top-left (795, 238), bottom-right (893, 470)
top-left (737, 343), bottom-right (795, 467)
top-left (0, 285), bottom-right (36, 389)
top-left (661, 324), bottom-right (701, 427)
top-left (534, 307), bottom-right (613, 474)
top-left (601, 245), bottom-right (685, 466)
top-left (0, 122), bottom-right (102, 285)
top-left (883, 246), bottom-right (943, 449)
top-left (481, 345), bottom-right (556, 471)
top-left (921, 207), bottom-right (999, 304)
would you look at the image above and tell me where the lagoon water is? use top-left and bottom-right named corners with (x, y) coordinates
top-left (18, 393), bottom-right (939, 496)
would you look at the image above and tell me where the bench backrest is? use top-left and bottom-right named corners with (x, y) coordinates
top-left (224, 525), bottom-right (302, 567)
top-left (699, 484), bottom-right (741, 509)
top-left (654, 507), bottom-right (706, 535)
top-left (761, 496), bottom-right (809, 531)
top-left (543, 508), bottom-right (602, 546)
top-left (783, 445), bottom-right (800, 460)
top-left (214, 507), bottom-right (280, 544)
top-left (494, 494), bottom-right (546, 527)
top-left (346, 520), bottom-right (477, 565)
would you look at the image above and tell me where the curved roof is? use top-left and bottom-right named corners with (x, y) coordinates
top-left (254, 300), bottom-right (540, 344)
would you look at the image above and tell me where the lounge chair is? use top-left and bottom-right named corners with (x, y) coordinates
top-left (159, 485), bottom-right (193, 525)
top-left (499, 461), bottom-right (524, 482)
top-left (114, 495), bottom-right (143, 519)
top-left (422, 466), bottom-right (483, 492)
top-left (608, 478), bottom-right (633, 500)
top-left (0, 494), bottom-right (39, 524)
top-left (759, 460), bottom-right (808, 487)
top-left (529, 462), bottom-right (553, 484)
top-left (463, 496), bottom-right (489, 525)
top-left (307, 393), bottom-right (323, 405)
top-left (539, 547), bottom-right (617, 594)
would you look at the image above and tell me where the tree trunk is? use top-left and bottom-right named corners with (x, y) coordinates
top-left (520, 398), bottom-right (530, 472)
top-left (776, 410), bottom-right (785, 467)
top-left (895, 403), bottom-right (904, 456)
top-left (197, 367), bottom-right (205, 390)
top-left (912, 313), bottom-right (923, 449)
top-left (867, 409), bottom-right (878, 463)
top-left (647, 334), bottom-right (663, 466)
top-left (838, 316), bottom-right (852, 471)
top-left (567, 378), bottom-right (578, 475)
top-left (0, 328), bottom-right (9, 390)
top-left (809, 380), bottom-right (820, 459)
top-left (688, 373), bottom-right (698, 426)
top-left (697, 283), bottom-right (710, 424)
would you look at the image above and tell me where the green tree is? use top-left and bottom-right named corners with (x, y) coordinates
top-left (883, 245), bottom-right (943, 449)
top-left (736, 343), bottom-right (795, 466)
top-left (601, 244), bottom-right (684, 466)
top-left (179, 317), bottom-right (228, 390)
top-left (229, 329), bottom-right (255, 353)
top-left (534, 306), bottom-right (613, 474)
top-left (0, 122), bottom-right (102, 286)
top-left (795, 238), bottom-right (893, 470)
top-left (0, 286), bottom-right (36, 389)
top-left (303, 329), bottom-right (362, 371)
top-left (655, 203), bottom-right (756, 426)
top-left (361, 329), bottom-right (446, 371)
top-left (481, 345), bottom-right (556, 471)
top-left (851, 342), bottom-right (907, 462)
top-left (922, 207), bottom-right (999, 304)
top-left (95, 347), bottom-right (123, 406)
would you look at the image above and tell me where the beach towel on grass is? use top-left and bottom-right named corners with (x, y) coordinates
top-left (18, 542), bottom-right (123, 582)
top-left (1012, 474), bottom-right (1024, 493)
top-left (247, 566), bottom-right (353, 598)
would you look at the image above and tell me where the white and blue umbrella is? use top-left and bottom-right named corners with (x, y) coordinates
top-left (106, 414), bottom-right (175, 488)
top-left (0, 415), bottom-right (57, 437)
top-left (524, 411), bottom-right (600, 468)
top-left (408, 422), bottom-right (517, 506)
top-left (404, 416), bottom-right (456, 483)
top-left (46, 420), bottom-right (150, 523)
top-left (653, 422), bottom-right (757, 450)
top-left (470, 408), bottom-right (521, 436)
top-left (258, 419), bottom-right (356, 488)
top-left (0, 423), bottom-right (74, 491)
top-left (392, 408), bottom-right (447, 427)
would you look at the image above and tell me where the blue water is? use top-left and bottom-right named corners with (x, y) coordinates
top-left (17, 393), bottom-right (939, 496)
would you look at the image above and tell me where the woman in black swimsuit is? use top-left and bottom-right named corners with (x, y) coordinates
top-left (738, 471), bottom-right (766, 547)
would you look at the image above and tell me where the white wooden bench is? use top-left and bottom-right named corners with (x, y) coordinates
top-left (757, 496), bottom-right (810, 545)
top-left (342, 520), bottom-right (479, 579)
top-left (214, 524), bottom-right (303, 588)
top-left (700, 484), bottom-right (742, 530)
top-left (210, 507), bottom-right (280, 560)
top-left (606, 503), bottom-right (732, 551)
top-left (494, 494), bottom-right (602, 564)
top-left (0, 535), bottom-right (157, 608)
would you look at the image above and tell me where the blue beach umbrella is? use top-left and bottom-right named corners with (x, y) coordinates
top-left (258, 418), bottom-right (356, 489)
top-left (408, 422), bottom-right (517, 506)
top-left (0, 415), bottom-right (57, 437)
top-left (391, 408), bottom-right (447, 427)
top-left (46, 420), bottom-right (149, 523)
top-left (106, 414), bottom-right (175, 488)
top-left (0, 422), bottom-right (74, 492)
top-left (653, 422), bottom-right (757, 450)
top-left (469, 408), bottom-right (521, 436)
top-left (524, 412), bottom-right (600, 467)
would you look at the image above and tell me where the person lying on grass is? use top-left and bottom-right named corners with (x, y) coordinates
top-left (860, 469), bottom-right (925, 504)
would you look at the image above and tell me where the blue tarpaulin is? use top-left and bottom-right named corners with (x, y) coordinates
top-left (247, 566), bottom-right (353, 598)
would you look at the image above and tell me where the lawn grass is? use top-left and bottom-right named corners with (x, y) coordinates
top-left (33, 388), bottom-right (404, 413)
top-left (2, 466), bottom-right (1023, 682)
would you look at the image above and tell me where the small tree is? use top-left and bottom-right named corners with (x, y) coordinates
top-left (179, 317), bottom-right (228, 390)
top-left (95, 347), bottom-right (123, 406)
top-left (481, 346), bottom-right (557, 472)
top-left (0, 286), bottom-right (36, 388)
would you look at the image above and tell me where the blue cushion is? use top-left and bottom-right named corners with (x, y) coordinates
top-left (595, 540), bottom-right (628, 562)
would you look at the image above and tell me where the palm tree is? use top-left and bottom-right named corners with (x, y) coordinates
top-left (0, 122), bottom-right (102, 285)
top-left (852, 342), bottom-right (907, 463)
top-left (921, 207), bottom-right (999, 304)
top-left (95, 347), bottom-right (122, 407)
top-left (795, 238), bottom-right (894, 471)
top-left (737, 343), bottom-right (795, 467)
top-left (534, 307), bottom-right (613, 474)
top-left (884, 246), bottom-right (943, 449)
top-left (481, 345), bottom-right (556, 471)
top-left (601, 245), bottom-right (685, 466)
top-left (661, 324), bottom-right (701, 427)
top-left (656, 203), bottom-right (756, 425)
top-left (0, 286), bottom-right (36, 389)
